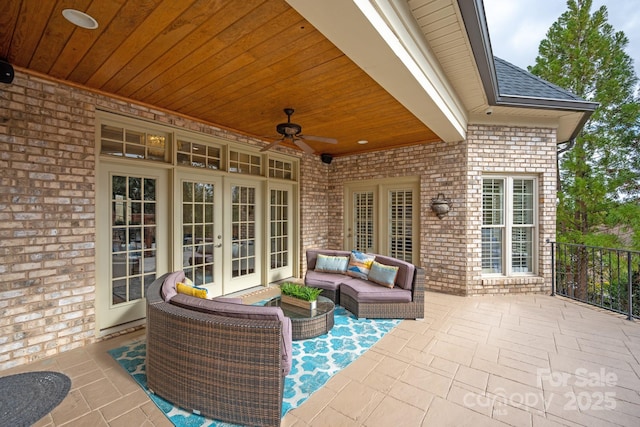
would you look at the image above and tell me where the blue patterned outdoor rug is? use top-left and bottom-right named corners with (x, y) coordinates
top-left (108, 306), bottom-right (400, 426)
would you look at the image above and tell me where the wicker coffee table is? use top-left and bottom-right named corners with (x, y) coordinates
top-left (265, 295), bottom-right (335, 340)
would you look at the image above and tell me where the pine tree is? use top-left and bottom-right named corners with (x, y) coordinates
top-left (529, 0), bottom-right (640, 300)
top-left (529, 0), bottom-right (640, 250)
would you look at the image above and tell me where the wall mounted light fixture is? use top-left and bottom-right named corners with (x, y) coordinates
top-left (431, 193), bottom-right (451, 219)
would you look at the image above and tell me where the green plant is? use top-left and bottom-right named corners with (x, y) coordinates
top-left (280, 282), bottom-right (322, 302)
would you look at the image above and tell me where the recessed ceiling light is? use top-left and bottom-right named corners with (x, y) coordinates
top-left (357, 140), bottom-right (369, 145)
top-left (62, 9), bottom-right (99, 30)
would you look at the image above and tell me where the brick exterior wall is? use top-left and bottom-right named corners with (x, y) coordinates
top-left (0, 69), bottom-right (558, 369)
top-left (0, 73), bottom-right (97, 369)
top-left (299, 156), bottom-right (330, 273)
top-left (465, 125), bottom-right (557, 295)
top-left (326, 142), bottom-right (469, 295)
top-left (326, 125), bottom-right (557, 296)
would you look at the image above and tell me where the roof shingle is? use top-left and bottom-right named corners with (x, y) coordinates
top-left (494, 57), bottom-right (586, 102)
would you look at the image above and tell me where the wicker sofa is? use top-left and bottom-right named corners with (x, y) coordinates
top-left (146, 271), bottom-right (292, 427)
top-left (304, 249), bottom-right (425, 319)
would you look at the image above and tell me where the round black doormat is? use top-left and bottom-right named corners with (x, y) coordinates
top-left (0, 371), bottom-right (71, 427)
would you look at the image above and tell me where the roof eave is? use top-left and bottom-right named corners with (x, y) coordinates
top-left (287, 0), bottom-right (467, 142)
top-left (457, 0), bottom-right (598, 140)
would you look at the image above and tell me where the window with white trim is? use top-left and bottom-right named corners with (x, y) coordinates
top-left (482, 176), bottom-right (537, 275)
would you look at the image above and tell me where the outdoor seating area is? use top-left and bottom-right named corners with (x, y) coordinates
top-left (304, 249), bottom-right (425, 319)
top-left (143, 262), bottom-right (418, 425)
top-left (5, 292), bottom-right (639, 427)
top-left (2, 2), bottom-right (638, 427)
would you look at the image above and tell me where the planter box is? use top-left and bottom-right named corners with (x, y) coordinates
top-left (281, 294), bottom-right (317, 310)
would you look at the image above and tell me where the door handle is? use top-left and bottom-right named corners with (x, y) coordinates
top-left (214, 243), bottom-right (222, 248)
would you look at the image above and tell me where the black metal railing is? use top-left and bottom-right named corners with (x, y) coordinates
top-left (550, 241), bottom-right (640, 320)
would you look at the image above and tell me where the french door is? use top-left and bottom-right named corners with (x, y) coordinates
top-left (177, 173), bottom-right (223, 296)
top-left (344, 178), bottom-right (418, 263)
top-left (175, 174), bottom-right (263, 296)
top-left (96, 113), bottom-right (299, 333)
top-left (223, 179), bottom-right (263, 294)
top-left (96, 163), bottom-right (169, 331)
top-left (267, 183), bottom-right (295, 282)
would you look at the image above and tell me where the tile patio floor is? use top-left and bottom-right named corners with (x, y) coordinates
top-left (5, 291), bottom-right (640, 427)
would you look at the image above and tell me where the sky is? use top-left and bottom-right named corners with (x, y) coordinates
top-left (483, 0), bottom-right (640, 74)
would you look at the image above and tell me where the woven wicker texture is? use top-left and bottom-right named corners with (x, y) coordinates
top-left (146, 274), bottom-right (285, 427)
top-left (266, 296), bottom-right (335, 340)
top-left (340, 268), bottom-right (425, 319)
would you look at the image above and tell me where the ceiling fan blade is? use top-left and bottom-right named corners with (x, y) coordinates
top-left (300, 135), bottom-right (338, 144)
top-left (260, 138), bottom-right (283, 152)
top-left (294, 138), bottom-right (315, 154)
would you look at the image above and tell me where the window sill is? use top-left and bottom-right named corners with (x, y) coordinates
top-left (481, 276), bottom-right (545, 286)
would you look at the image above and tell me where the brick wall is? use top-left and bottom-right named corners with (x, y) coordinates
top-left (0, 69), bottom-right (558, 369)
top-left (299, 156), bottom-right (330, 274)
top-left (326, 142), bottom-right (469, 295)
top-left (465, 125), bottom-right (557, 295)
top-left (326, 124), bottom-right (557, 296)
top-left (0, 73), bottom-right (97, 369)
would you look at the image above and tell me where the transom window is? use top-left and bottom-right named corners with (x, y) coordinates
top-left (229, 150), bottom-right (261, 175)
top-left (100, 124), bottom-right (168, 162)
top-left (177, 139), bottom-right (221, 170)
top-left (269, 159), bottom-right (294, 180)
top-left (482, 176), bottom-right (537, 275)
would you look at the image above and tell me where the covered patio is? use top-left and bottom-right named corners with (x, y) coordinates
top-left (8, 293), bottom-right (640, 427)
top-left (0, 2), bottom-right (615, 425)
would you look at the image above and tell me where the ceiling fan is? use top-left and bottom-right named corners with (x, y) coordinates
top-left (260, 108), bottom-right (337, 154)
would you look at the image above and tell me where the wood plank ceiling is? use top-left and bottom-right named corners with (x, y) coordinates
top-left (0, 0), bottom-right (442, 156)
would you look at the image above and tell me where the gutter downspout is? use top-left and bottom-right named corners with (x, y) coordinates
top-left (556, 138), bottom-right (575, 195)
top-left (557, 138), bottom-right (575, 155)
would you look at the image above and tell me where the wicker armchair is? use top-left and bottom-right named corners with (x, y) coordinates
top-left (146, 273), bottom-right (288, 427)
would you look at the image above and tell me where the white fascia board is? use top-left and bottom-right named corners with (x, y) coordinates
top-left (286, 0), bottom-right (467, 142)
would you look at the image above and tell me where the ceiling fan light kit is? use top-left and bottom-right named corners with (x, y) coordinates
top-left (261, 108), bottom-right (337, 155)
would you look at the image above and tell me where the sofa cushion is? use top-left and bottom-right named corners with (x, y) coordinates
top-left (367, 261), bottom-right (399, 288)
top-left (346, 250), bottom-right (376, 280)
top-left (161, 270), bottom-right (185, 301)
top-left (315, 254), bottom-right (349, 274)
top-left (212, 296), bottom-right (243, 304)
top-left (340, 278), bottom-right (412, 303)
top-left (371, 255), bottom-right (416, 290)
top-left (170, 294), bottom-right (292, 376)
top-left (304, 270), bottom-right (346, 291)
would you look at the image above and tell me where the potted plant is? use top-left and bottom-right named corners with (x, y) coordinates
top-left (279, 282), bottom-right (323, 310)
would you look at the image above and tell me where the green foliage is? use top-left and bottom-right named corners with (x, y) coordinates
top-left (280, 283), bottom-right (323, 301)
top-left (529, 0), bottom-right (640, 249)
top-left (586, 277), bottom-right (640, 318)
